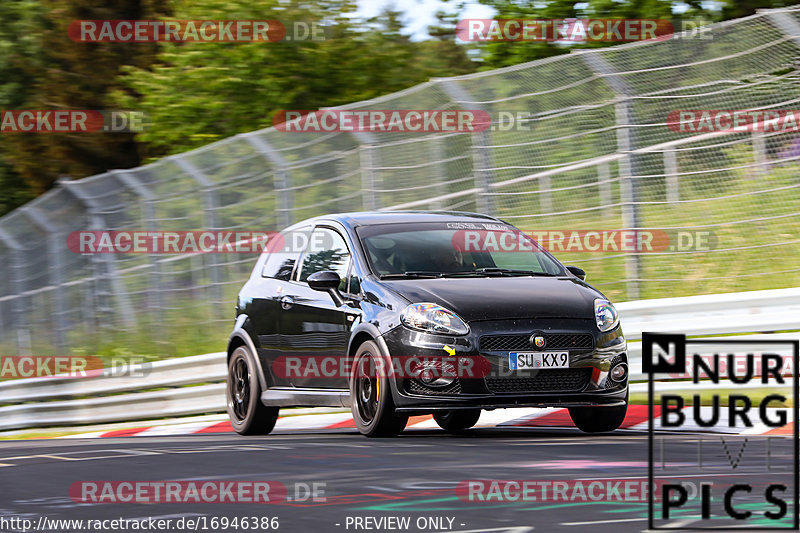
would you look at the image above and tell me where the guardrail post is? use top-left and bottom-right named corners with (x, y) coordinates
top-left (438, 79), bottom-right (495, 215)
top-left (21, 206), bottom-right (68, 352)
top-left (580, 51), bottom-right (642, 299)
top-left (0, 228), bottom-right (31, 355)
top-left (243, 134), bottom-right (293, 227)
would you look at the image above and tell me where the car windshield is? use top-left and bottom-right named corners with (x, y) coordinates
top-left (357, 222), bottom-right (565, 277)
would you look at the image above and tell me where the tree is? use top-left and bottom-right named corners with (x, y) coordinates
top-left (0, 0), bottom-right (42, 212)
top-left (114, 0), bottom-right (477, 157)
top-left (472, 0), bottom-right (714, 69)
top-left (0, 0), bottom-right (169, 198)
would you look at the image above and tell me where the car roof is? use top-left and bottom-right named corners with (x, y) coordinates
top-left (295, 211), bottom-right (503, 229)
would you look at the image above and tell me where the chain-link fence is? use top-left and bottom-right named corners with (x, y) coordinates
top-left (2, 8), bottom-right (800, 357)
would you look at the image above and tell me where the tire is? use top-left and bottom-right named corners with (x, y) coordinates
top-left (227, 346), bottom-right (279, 435)
top-left (433, 409), bottom-right (481, 433)
top-left (568, 394), bottom-right (628, 433)
top-left (349, 340), bottom-right (409, 437)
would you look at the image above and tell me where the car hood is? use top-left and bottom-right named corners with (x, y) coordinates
top-left (381, 276), bottom-right (601, 322)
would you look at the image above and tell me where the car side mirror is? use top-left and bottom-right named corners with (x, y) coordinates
top-left (307, 270), bottom-right (344, 306)
top-left (566, 265), bottom-right (586, 281)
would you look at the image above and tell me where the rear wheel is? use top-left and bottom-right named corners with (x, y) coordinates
top-left (227, 346), bottom-right (279, 435)
top-left (433, 409), bottom-right (481, 433)
top-left (350, 341), bottom-right (408, 437)
top-left (568, 395), bottom-right (628, 433)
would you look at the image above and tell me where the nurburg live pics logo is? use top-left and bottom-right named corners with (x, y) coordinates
top-left (643, 332), bottom-right (800, 530)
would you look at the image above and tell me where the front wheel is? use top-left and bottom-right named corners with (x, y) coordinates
top-left (227, 346), bottom-right (279, 435)
top-left (350, 341), bottom-right (408, 437)
top-left (433, 409), bottom-right (481, 433)
top-left (568, 397), bottom-right (628, 433)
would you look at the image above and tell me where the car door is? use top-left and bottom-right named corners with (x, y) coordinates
top-left (279, 225), bottom-right (352, 389)
top-left (251, 225), bottom-right (311, 388)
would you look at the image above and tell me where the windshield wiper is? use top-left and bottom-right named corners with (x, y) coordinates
top-left (380, 268), bottom-right (559, 279)
top-left (462, 268), bottom-right (559, 277)
top-left (379, 271), bottom-right (446, 279)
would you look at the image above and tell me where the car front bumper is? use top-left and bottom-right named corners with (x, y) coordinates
top-left (380, 317), bottom-right (629, 413)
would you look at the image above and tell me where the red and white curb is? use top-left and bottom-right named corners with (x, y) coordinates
top-left (56, 405), bottom-right (792, 439)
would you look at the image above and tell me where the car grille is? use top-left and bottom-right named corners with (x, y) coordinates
top-left (405, 378), bottom-right (462, 395)
top-left (480, 333), bottom-right (594, 352)
top-left (485, 368), bottom-right (592, 394)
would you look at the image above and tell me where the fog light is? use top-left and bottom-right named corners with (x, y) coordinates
top-left (414, 360), bottom-right (456, 388)
top-left (609, 363), bottom-right (628, 382)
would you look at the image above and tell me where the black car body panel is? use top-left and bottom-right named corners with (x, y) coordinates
top-left (228, 211), bottom-right (628, 415)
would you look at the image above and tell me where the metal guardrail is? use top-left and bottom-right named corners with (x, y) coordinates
top-left (0, 353), bottom-right (227, 431)
top-left (0, 352), bottom-right (226, 404)
top-left (0, 287), bottom-right (797, 432)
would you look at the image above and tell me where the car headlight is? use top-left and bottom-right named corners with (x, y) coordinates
top-left (400, 303), bottom-right (469, 335)
top-left (594, 298), bottom-right (619, 332)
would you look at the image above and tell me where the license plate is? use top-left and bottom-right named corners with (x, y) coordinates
top-left (509, 351), bottom-right (569, 370)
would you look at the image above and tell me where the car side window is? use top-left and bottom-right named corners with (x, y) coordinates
top-left (261, 226), bottom-right (311, 280)
top-left (298, 227), bottom-right (351, 292)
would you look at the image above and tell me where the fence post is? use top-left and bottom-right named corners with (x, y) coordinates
top-left (21, 206), bottom-right (68, 352)
top-left (431, 135), bottom-right (448, 210)
top-left (663, 150), bottom-right (680, 203)
top-left (752, 131), bottom-right (768, 175)
top-left (438, 79), bottom-right (495, 215)
top-left (350, 132), bottom-right (379, 211)
top-left (113, 170), bottom-right (163, 328)
top-left (58, 178), bottom-right (136, 335)
top-left (765, 10), bottom-right (800, 44)
top-left (598, 161), bottom-right (612, 207)
top-left (243, 134), bottom-right (293, 227)
top-left (359, 144), bottom-right (377, 210)
top-left (170, 157), bottom-right (224, 311)
top-left (580, 51), bottom-right (642, 299)
top-left (0, 228), bottom-right (30, 355)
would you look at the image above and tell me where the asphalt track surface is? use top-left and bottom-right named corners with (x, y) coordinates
top-left (1, 427), bottom-right (795, 533)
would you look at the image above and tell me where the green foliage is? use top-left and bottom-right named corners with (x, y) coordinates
top-left (114, 0), bottom-right (477, 158)
top-left (0, 0), bottom-right (169, 201)
top-left (0, 0), bottom-right (41, 208)
top-left (471, 0), bottom-right (717, 69)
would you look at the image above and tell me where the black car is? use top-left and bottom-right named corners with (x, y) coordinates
top-left (226, 211), bottom-right (628, 437)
